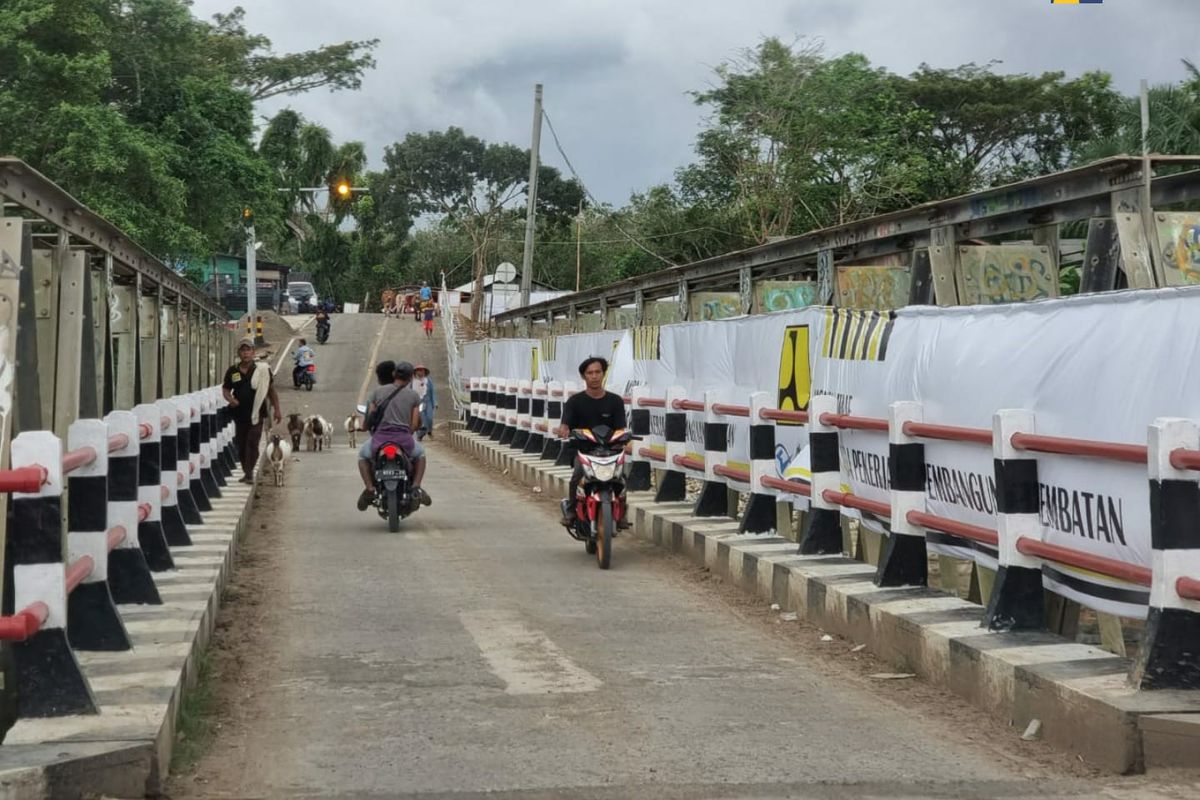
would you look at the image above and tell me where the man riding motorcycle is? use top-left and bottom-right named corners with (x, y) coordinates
top-left (558, 356), bottom-right (631, 529)
top-left (292, 339), bottom-right (316, 387)
top-left (356, 360), bottom-right (433, 511)
top-left (315, 307), bottom-right (331, 341)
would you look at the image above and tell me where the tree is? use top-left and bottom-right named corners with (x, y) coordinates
top-left (380, 127), bottom-right (584, 321)
top-left (1073, 61), bottom-right (1200, 163)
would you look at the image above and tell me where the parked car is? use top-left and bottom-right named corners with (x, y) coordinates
top-left (287, 281), bottom-right (319, 314)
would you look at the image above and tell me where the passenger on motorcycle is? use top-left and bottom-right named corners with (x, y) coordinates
top-left (356, 360), bottom-right (433, 511)
top-left (558, 356), bottom-right (630, 528)
top-left (292, 339), bottom-right (315, 387)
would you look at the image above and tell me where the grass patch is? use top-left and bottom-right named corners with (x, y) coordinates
top-left (171, 651), bottom-right (217, 772)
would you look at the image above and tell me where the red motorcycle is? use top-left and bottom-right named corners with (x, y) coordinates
top-left (566, 425), bottom-right (637, 569)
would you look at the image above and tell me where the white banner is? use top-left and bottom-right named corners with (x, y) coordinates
top-left (538, 331), bottom-right (625, 385)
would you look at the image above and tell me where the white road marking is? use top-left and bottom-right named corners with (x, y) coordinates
top-left (459, 609), bottom-right (601, 695)
top-left (272, 337), bottom-right (296, 376)
top-left (356, 315), bottom-right (389, 405)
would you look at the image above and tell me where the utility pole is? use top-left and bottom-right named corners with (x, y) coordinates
top-left (575, 199), bottom-right (583, 292)
top-left (519, 83), bottom-right (543, 309)
top-left (245, 222), bottom-right (257, 323)
top-left (1139, 79), bottom-right (1161, 284)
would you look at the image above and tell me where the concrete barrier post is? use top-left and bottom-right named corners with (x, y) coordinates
top-left (1132, 417), bottom-right (1200, 689)
top-left (542, 380), bottom-right (565, 462)
top-left (512, 379), bottom-right (532, 450)
top-left (876, 400), bottom-right (929, 587)
top-left (469, 378), bottom-right (483, 432)
top-left (695, 390), bottom-right (729, 516)
top-left (480, 377), bottom-right (498, 437)
top-left (984, 409), bottom-right (1045, 631)
top-left (183, 394), bottom-right (212, 514)
top-left (656, 385), bottom-right (688, 503)
top-left (490, 379), bottom-right (508, 442)
top-left (105, 410), bottom-right (161, 604)
top-left (798, 394), bottom-right (842, 554)
top-left (157, 399), bottom-right (193, 546)
top-left (64, 419), bottom-right (132, 651)
top-left (200, 390), bottom-right (225, 493)
top-left (8, 431), bottom-right (99, 716)
top-left (215, 386), bottom-right (235, 479)
top-left (554, 381), bottom-right (580, 467)
top-left (134, 403), bottom-right (175, 569)
top-left (524, 383), bottom-right (546, 454)
top-left (173, 396), bottom-right (204, 524)
top-left (626, 385), bottom-right (652, 491)
top-left (742, 391), bottom-right (778, 534)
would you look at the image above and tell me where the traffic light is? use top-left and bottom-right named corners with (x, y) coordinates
top-left (241, 206), bottom-right (254, 227)
top-left (335, 181), bottom-right (351, 199)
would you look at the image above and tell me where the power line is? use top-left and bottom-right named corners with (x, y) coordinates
top-left (540, 107), bottom-right (676, 268)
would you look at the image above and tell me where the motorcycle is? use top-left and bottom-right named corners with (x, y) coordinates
top-left (316, 319), bottom-right (330, 344)
top-left (372, 442), bottom-right (420, 532)
top-left (565, 425), bottom-right (637, 569)
top-left (295, 362), bottom-right (316, 391)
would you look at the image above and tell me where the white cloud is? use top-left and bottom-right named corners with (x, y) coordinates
top-left (190, 0), bottom-right (1200, 204)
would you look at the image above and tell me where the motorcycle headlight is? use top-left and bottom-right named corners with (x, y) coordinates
top-left (590, 462), bottom-right (617, 482)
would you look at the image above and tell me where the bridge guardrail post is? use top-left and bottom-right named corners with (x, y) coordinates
top-left (524, 383), bottom-right (546, 455)
top-left (490, 379), bottom-right (509, 443)
top-left (502, 380), bottom-right (520, 446)
top-left (173, 397), bottom-right (203, 526)
top-left (133, 404), bottom-right (174, 570)
top-left (65, 418), bottom-right (131, 651)
top-left (476, 378), bottom-right (493, 436)
top-left (185, 394), bottom-right (213, 511)
top-left (798, 394), bottom-right (842, 554)
top-left (8, 431), bottom-right (99, 717)
top-left (695, 390), bottom-right (728, 517)
top-left (876, 401), bottom-right (929, 587)
top-left (626, 386), bottom-right (652, 491)
top-left (512, 380), bottom-right (532, 450)
top-left (742, 392), bottom-right (778, 534)
top-left (467, 378), bottom-right (480, 432)
top-left (554, 382), bottom-right (580, 467)
top-left (105, 410), bottom-right (160, 604)
top-left (542, 381), bottom-right (564, 462)
top-left (1132, 417), bottom-right (1200, 689)
top-left (983, 409), bottom-right (1045, 632)
top-left (216, 389), bottom-right (237, 476)
top-left (656, 386), bottom-right (688, 503)
top-left (156, 399), bottom-right (192, 546)
top-left (199, 390), bottom-right (224, 495)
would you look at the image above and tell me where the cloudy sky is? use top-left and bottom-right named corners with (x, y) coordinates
top-left (192, 0), bottom-right (1198, 205)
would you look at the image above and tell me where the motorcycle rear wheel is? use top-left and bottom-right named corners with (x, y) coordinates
top-left (597, 495), bottom-right (613, 570)
top-left (387, 489), bottom-right (400, 532)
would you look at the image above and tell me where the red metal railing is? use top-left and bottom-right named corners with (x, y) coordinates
top-left (0, 466), bottom-right (48, 493)
top-left (712, 403), bottom-right (750, 418)
top-left (1010, 432), bottom-right (1147, 465)
top-left (672, 454), bottom-right (705, 471)
top-left (64, 556), bottom-right (95, 595)
top-left (107, 526), bottom-right (127, 551)
top-left (62, 446), bottom-right (98, 474)
top-left (1177, 576), bottom-right (1200, 601)
top-left (906, 511), bottom-right (999, 547)
top-left (902, 421), bottom-right (993, 446)
top-left (821, 489), bottom-right (891, 517)
top-left (820, 413), bottom-right (889, 433)
top-left (759, 408), bottom-right (809, 424)
top-left (1016, 537), bottom-right (1153, 587)
top-left (715, 464), bottom-right (751, 483)
top-left (1170, 448), bottom-right (1200, 471)
top-left (639, 447), bottom-right (666, 463)
top-left (107, 433), bottom-right (130, 453)
top-left (761, 474), bottom-right (811, 497)
top-left (0, 602), bottom-right (49, 642)
top-left (672, 399), bottom-right (705, 412)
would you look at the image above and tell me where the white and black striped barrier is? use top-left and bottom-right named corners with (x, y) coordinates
top-left (553, 381), bottom-right (579, 468)
top-left (799, 394), bottom-right (842, 554)
top-left (695, 390), bottom-right (730, 517)
top-left (1134, 418), bottom-right (1200, 689)
top-left (199, 389), bottom-right (225, 497)
top-left (479, 378), bottom-right (498, 437)
top-left (626, 386), bottom-right (653, 491)
top-left (175, 397), bottom-right (204, 525)
top-left (540, 381), bottom-right (564, 462)
top-left (876, 401), bottom-right (929, 587)
top-left (523, 383), bottom-right (547, 455)
top-left (512, 380), bottom-right (532, 450)
top-left (135, 403), bottom-right (175, 570)
top-left (656, 386), bottom-right (688, 503)
top-left (107, 410), bottom-right (161, 605)
top-left (159, 399), bottom-right (196, 542)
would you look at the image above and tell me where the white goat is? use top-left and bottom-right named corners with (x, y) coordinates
top-left (345, 411), bottom-right (362, 448)
top-left (266, 434), bottom-right (291, 486)
top-left (317, 415), bottom-right (333, 450)
top-left (304, 415), bottom-right (325, 452)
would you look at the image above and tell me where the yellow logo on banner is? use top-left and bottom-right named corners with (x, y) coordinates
top-left (777, 325), bottom-right (811, 424)
top-left (633, 325), bottom-right (660, 360)
top-left (531, 346), bottom-right (539, 381)
top-left (820, 308), bottom-right (895, 361)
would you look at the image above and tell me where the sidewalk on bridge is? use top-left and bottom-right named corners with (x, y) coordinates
top-left (450, 424), bottom-right (1200, 775)
top-left (0, 478), bottom-right (258, 798)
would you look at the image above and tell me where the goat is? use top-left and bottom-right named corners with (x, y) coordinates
top-left (266, 434), bottom-right (291, 487)
top-left (286, 413), bottom-right (304, 451)
top-left (304, 415), bottom-right (325, 452)
top-left (345, 411), bottom-right (362, 448)
top-left (318, 415), bottom-right (333, 450)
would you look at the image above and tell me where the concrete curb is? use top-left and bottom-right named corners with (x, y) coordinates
top-left (0, 477), bottom-right (256, 798)
top-left (451, 427), bottom-right (1200, 774)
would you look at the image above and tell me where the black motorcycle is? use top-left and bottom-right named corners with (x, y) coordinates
top-left (565, 424), bottom-right (637, 569)
top-left (372, 442), bottom-right (419, 532)
top-left (316, 318), bottom-right (330, 344)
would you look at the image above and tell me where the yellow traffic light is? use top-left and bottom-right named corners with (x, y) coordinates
top-left (336, 181), bottom-right (351, 198)
top-left (242, 207), bottom-right (253, 220)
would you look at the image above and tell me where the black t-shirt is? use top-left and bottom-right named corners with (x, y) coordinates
top-left (222, 362), bottom-right (271, 424)
top-left (561, 391), bottom-right (627, 441)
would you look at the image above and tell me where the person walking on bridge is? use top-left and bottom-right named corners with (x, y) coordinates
top-left (222, 338), bottom-right (282, 483)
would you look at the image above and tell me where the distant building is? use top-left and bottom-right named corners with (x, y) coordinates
top-left (448, 273), bottom-right (567, 319)
top-left (191, 254), bottom-right (294, 315)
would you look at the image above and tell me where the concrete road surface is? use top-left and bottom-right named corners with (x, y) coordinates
top-left (170, 313), bottom-right (1196, 799)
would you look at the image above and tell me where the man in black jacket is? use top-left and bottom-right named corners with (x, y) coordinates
top-left (557, 356), bottom-right (627, 527)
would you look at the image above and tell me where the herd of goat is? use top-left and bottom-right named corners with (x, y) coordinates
top-left (265, 411), bottom-right (363, 487)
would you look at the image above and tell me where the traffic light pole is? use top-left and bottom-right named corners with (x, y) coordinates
top-left (245, 223), bottom-right (257, 324)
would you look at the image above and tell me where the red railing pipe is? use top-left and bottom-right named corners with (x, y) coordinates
top-left (821, 489), bottom-right (891, 517)
top-left (712, 403), bottom-right (750, 418)
top-left (107, 433), bottom-right (130, 454)
top-left (0, 465), bottom-right (49, 494)
top-left (1016, 537), bottom-right (1152, 587)
top-left (138, 423), bottom-right (154, 440)
top-left (0, 602), bottom-right (49, 642)
top-left (107, 526), bottom-right (127, 551)
top-left (714, 464), bottom-right (752, 483)
top-left (65, 556), bottom-right (95, 595)
top-left (1170, 448), bottom-right (1200, 471)
top-left (906, 511), bottom-right (999, 547)
top-left (760, 408), bottom-right (809, 424)
top-left (902, 421), bottom-right (993, 446)
top-left (672, 399), bottom-right (705, 412)
top-left (138, 502), bottom-right (151, 522)
top-left (639, 447), bottom-right (666, 463)
top-left (637, 397), bottom-right (666, 408)
top-left (1177, 576), bottom-right (1200, 601)
top-left (761, 475), bottom-right (811, 497)
top-left (820, 413), bottom-right (889, 432)
top-left (62, 446), bottom-right (98, 474)
top-left (673, 454), bottom-right (705, 471)
top-left (1010, 432), bottom-right (1147, 465)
